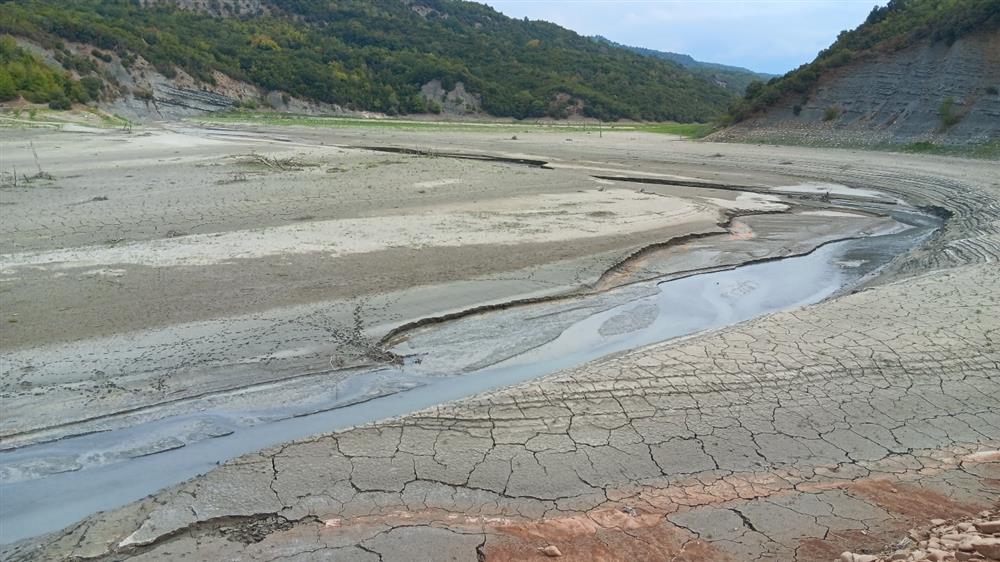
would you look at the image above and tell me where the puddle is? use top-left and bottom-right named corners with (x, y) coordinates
top-left (0, 208), bottom-right (940, 545)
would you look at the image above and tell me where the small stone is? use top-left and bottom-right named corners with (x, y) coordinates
top-left (890, 551), bottom-right (909, 560)
top-left (840, 553), bottom-right (877, 562)
top-left (910, 550), bottom-right (927, 561)
top-left (931, 519), bottom-right (948, 527)
top-left (975, 521), bottom-right (1000, 534)
top-left (539, 545), bottom-right (562, 557)
top-left (959, 523), bottom-right (975, 532)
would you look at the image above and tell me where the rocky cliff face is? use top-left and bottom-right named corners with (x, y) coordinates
top-left (14, 37), bottom-right (351, 121)
top-left (419, 80), bottom-right (482, 114)
top-left (715, 30), bottom-right (1000, 147)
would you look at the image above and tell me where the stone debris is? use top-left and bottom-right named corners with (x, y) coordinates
top-left (841, 553), bottom-right (879, 562)
top-left (839, 510), bottom-right (1000, 562)
top-left (539, 545), bottom-right (562, 557)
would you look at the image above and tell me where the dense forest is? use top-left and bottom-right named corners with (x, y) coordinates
top-left (0, 0), bottom-right (736, 121)
top-left (728, 0), bottom-right (1000, 123)
top-left (592, 36), bottom-right (773, 95)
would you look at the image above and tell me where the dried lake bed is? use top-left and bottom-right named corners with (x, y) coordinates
top-left (1, 123), bottom-right (997, 560)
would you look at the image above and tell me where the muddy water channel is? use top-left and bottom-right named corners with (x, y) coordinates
top-left (0, 207), bottom-right (940, 544)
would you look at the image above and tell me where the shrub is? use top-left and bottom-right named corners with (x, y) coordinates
top-left (938, 97), bottom-right (962, 129)
top-left (119, 52), bottom-right (136, 68)
top-left (48, 95), bottom-right (72, 110)
top-left (133, 87), bottom-right (154, 101)
top-left (823, 106), bottom-right (840, 121)
top-left (986, 86), bottom-right (999, 95)
top-left (80, 76), bottom-right (103, 100)
top-left (792, 104), bottom-right (802, 116)
top-left (0, 71), bottom-right (16, 101)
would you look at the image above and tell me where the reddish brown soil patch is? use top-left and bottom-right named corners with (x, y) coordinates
top-left (482, 508), bottom-right (732, 562)
top-left (847, 479), bottom-right (986, 520)
top-left (797, 528), bottom-right (904, 562)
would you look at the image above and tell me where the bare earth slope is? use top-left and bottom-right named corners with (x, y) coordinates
top-left (3, 129), bottom-right (998, 561)
top-left (714, 30), bottom-right (1000, 147)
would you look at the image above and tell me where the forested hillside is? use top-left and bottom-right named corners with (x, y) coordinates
top-left (0, 36), bottom-right (97, 108)
top-left (0, 0), bottom-right (735, 121)
top-left (727, 0), bottom-right (1000, 123)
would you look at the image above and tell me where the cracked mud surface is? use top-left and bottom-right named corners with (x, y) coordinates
top-left (9, 261), bottom-right (997, 561)
top-left (2, 127), bottom-right (999, 560)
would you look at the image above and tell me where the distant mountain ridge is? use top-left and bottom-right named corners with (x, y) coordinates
top-left (592, 36), bottom-right (774, 94)
top-left (0, 0), bottom-right (736, 122)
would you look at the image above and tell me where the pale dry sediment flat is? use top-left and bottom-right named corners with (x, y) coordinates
top-left (0, 188), bottom-right (728, 269)
top-left (0, 125), bottom-right (868, 450)
top-left (1, 124), bottom-right (998, 561)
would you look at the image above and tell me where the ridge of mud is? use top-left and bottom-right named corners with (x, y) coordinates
top-left (379, 208), bottom-right (751, 349)
top-left (353, 146), bottom-right (553, 168)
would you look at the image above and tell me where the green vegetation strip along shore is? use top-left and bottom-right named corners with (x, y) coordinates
top-left (195, 112), bottom-right (716, 137)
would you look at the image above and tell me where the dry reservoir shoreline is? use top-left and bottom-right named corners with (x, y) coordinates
top-left (1, 124), bottom-right (996, 561)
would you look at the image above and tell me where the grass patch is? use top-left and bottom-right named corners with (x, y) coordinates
top-left (719, 134), bottom-right (999, 160)
top-left (900, 140), bottom-right (1000, 159)
top-left (901, 141), bottom-right (939, 153)
top-left (200, 111), bottom-right (583, 132)
top-left (633, 122), bottom-right (715, 138)
top-left (194, 111), bottom-right (714, 137)
top-left (0, 106), bottom-right (130, 129)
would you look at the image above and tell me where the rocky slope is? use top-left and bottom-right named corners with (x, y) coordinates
top-left (12, 36), bottom-right (342, 121)
top-left (715, 29), bottom-right (1000, 147)
top-left (717, 0), bottom-right (1000, 148)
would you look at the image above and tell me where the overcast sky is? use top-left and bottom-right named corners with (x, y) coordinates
top-left (486, 1), bottom-right (886, 75)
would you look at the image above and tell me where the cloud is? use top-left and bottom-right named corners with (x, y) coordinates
top-left (486, 0), bottom-right (884, 74)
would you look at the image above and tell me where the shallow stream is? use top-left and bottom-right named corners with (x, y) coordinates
top-left (0, 207), bottom-right (940, 544)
